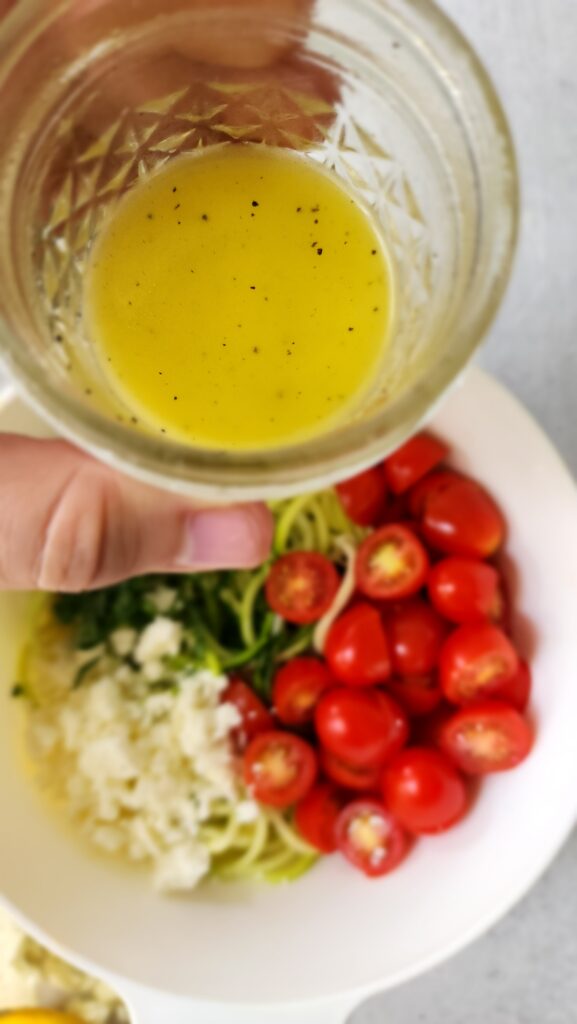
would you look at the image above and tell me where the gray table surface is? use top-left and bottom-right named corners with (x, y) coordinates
top-left (354, 1), bottom-right (577, 1021)
top-left (1, 1), bottom-right (575, 1021)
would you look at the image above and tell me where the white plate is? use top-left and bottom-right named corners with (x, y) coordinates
top-left (1, 367), bottom-right (577, 1024)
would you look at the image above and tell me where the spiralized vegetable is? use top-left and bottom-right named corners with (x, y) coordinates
top-left (18, 488), bottom-right (363, 888)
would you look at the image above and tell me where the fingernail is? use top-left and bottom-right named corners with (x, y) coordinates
top-left (176, 504), bottom-right (273, 570)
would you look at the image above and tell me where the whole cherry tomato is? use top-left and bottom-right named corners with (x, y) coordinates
top-left (325, 603), bottom-right (391, 686)
top-left (384, 433), bottom-right (448, 495)
top-left (382, 747), bottom-right (467, 834)
top-left (315, 687), bottom-right (408, 768)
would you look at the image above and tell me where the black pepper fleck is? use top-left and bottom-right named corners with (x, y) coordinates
top-left (147, 213), bottom-right (154, 220)
top-left (172, 187), bottom-right (177, 193)
top-left (253, 346), bottom-right (260, 354)
top-left (201, 213), bottom-right (209, 221)
top-left (371, 249), bottom-right (377, 255)
top-left (174, 204), bottom-right (181, 211)
top-left (250, 285), bottom-right (256, 290)
top-left (311, 204), bottom-right (320, 213)
top-left (251, 200), bottom-right (259, 207)
top-left (317, 248), bottom-right (323, 255)
top-left (55, 334), bottom-right (63, 342)
top-left (173, 395), bottom-right (178, 401)
top-left (314, 218), bottom-right (319, 225)
top-left (296, 207), bottom-right (302, 213)
top-left (348, 326), bottom-right (354, 331)
top-left (161, 428), bottom-right (167, 433)
top-left (373, 306), bottom-right (380, 312)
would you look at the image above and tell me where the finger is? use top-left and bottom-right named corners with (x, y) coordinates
top-left (0, 436), bottom-right (273, 592)
top-left (174, 0), bottom-right (315, 69)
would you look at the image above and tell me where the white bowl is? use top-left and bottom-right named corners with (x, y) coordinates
top-left (1, 367), bottom-right (577, 1024)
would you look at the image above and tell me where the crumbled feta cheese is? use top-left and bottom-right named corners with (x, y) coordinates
top-left (26, 659), bottom-right (250, 892)
top-left (134, 617), bottom-right (182, 665)
top-left (154, 842), bottom-right (210, 893)
top-left (236, 800), bottom-right (260, 824)
top-left (110, 627), bottom-right (137, 657)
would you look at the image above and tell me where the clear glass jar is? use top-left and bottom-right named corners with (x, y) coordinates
top-left (0, 0), bottom-right (518, 500)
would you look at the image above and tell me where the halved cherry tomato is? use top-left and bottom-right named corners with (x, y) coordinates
top-left (243, 731), bottom-right (317, 807)
top-left (439, 701), bottom-right (533, 774)
top-left (384, 433), bottom-right (448, 495)
top-left (315, 688), bottom-right (408, 768)
top-left (420, 476), bottom-right (505, 558)
top-left (428, 557), bottom-right (503, 625)
top-left (387, 598), bottom-right (447, 676)
top-left (336, 466), bottom-right (388, 526)
top-left (294, 782), bottom-right (346, 853)
top-left (222, 678), bottom-right (274, 752)
top-left (356, 524), bottom-right (429, 601)
top-left (335, 800), bottom-right (407, 877)
top-left (272, 657), bottom-right (334, 726)
top-left (496, 658), bottom-right (532, 711)
top-left (382, 747), bottom-right (467, 834)
top-left (440, 622), bottom-right (519, 705)
top-left (320, 749), bottom-right (383, 792)
top-left (408, 469), bottom-right (464, 519)
top-left (265, 551), bottom-right (339, 625)
top-left (325, 603), bottom-right (391, 686)
top-left (387, 674), bottom-right (442, 717)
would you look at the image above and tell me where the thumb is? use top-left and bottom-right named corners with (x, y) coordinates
top-left (0, 435), bottom-right (273, 591)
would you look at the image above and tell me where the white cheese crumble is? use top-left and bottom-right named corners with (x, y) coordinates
top-left (134, 616), bottom-right (183, 664)
top-left (27, 636), bottom-right (247, 892)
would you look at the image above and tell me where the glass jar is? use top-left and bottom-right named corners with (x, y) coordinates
top-left (0, 0), bottom-right (518, 500)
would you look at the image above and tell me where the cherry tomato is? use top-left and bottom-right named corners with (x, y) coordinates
top-left (222, 678), bottom-right (274, 752)
top-left (356, 524), bottom-right (429, 601)
top-left (440, 622), bottom-right (519, 705)
top-left (439, 701), bottom-right (533, 774)
top-left (272, 657), bottom-right (334, 726)
top-left (320, 748), bottom-right (383, 792)
top-left (336, 466), bottom-right (388, 526)
top-left (420, 476), bottom-right (505, 558)
top-left (408, 469), bottom-right (464, 519)
top-left (315, 688), bottom-right (408, 768)
top-left (384, 433), bottom-right (448, 495)
top-left (325, 603), bottom-right (391, 686)
top-left (387, 674), bottom-right (442, 717)
top-left (428, 557), bottom-right (504, 625)
top-left (294, 782), bottom-right (346, 853)
top-left (387, 598), bottom-right (447, 676)
top-left (265, 551), bottom-right (339, 625)
top-left (496, 658), bottom-right (532, 711)
top-left (382, 747), bottom-right (467, 834)
top-left (335, 800), bottom-right (407, 877)
top-left (243, 731), bottom-right (317, 807)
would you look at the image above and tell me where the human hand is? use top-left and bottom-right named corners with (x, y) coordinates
top-left (0, 434), bottom-right (273, 590)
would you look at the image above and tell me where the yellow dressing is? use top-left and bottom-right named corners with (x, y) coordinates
top-left (86, 145), bottom-right (392, 449)
top-left (0, 1014), bottom-right (84, 1023)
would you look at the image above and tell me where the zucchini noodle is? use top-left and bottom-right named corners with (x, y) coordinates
top-left (18, 484), bottom-right (364, 890)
